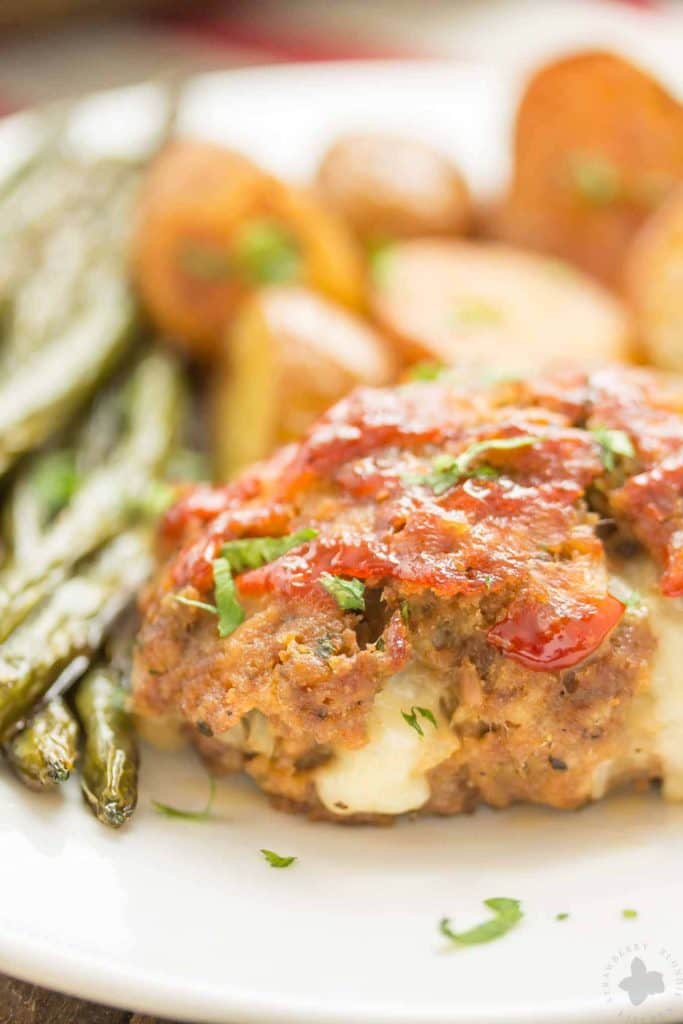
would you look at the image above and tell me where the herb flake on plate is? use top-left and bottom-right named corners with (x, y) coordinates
top-left (440, 898), bottom-right (523, 946)
top-left (261, 849), bottom-right (297, 869)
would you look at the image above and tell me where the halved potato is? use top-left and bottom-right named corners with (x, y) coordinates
top-left (626, 185), bottom-right (683, 370)
top-left (133, 139), bottom-right (365, 359)
top-left (213, 286), bottom-right (396, 479)
top-left (490, 50), bottom-right (683, 288)
top-left (315, 132), bottom-right (471, 241)
top-left (370, 239), bottom-right (633, 371)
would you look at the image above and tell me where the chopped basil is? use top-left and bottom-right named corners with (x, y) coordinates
top-left (222, 528), bottom-right (317, 574)
top-left (570, 152), bottom-right (621, 206)
top-left (590, 425), bottom-right (635, 472)
top-left (152, 777), bottom-right (216, 821)
top-left (454, 297), bottom-right (503, 328)
top-left (623, 908), bottom-right (638, 919)
top-left (440, 898), bottom-right (523, 946)
top-left (409, 435), bottom-right (541, 495)
top-left (402, 705), bottom-right (437, 738)
top-left (213, 556), bottom-right (244, 638)
top-left (31, 450), bottom-right (80, 519)
top-left (556, 912), bottom-right (570, 921)
top-left (409, 362), bottom-right (447, 382)
top-left (320, 573), bottom-right (365, 612)
top-left (260, 848), bottom-right (297, 868)
top-left (179, 243), bottom-right (232, 280)
top-left (172, 594), bottom-right (219, 616)
top-left (233, 219), bottom-right (300, 284)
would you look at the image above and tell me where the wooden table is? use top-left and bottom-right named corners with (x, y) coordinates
top-left (0, 975), bottom-right (179, 1023)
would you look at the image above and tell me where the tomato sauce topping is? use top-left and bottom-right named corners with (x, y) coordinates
top-left (164, 368), bottom-right (683, 672)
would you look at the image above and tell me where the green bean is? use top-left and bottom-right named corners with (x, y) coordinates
top-left (0, 264), bottom-right (137, 479)
top-left (0, 529), bottom-right (152, 740)
top-left (0, 350), bottom-right (183, 641)
top-left (74, 664), bottom-right (138, 828)
top-left (4, 697), bottom-right (79, 790)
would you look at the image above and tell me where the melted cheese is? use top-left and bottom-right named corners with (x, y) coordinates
top-left (314, 666), bottom-right (459, 816)
top-left (598, 559), bottom-right (683, 801)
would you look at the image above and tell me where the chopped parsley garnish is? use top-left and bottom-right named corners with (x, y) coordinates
top-left (175, 531), bottom-right (318, 640)
top-left (402, 705), bottom-right (437, 738)
top-left (623, 908), bottom-right (638, 919)
top-left (440, 898), bottom-right (523, 946)
top-left (320, 573), bottom-right (365, 612)
top-left (179, 243), bottom-right (232, 280)
top-left (590, 425), bottom-right (635, 472)
top-left (152, 777), bottom-right (216, 821)
top-left (556, 912), bottom-right (570, 921)
top-left (221, 528), bottom-right (317, 574)
top-left (408, 362), bottom-right (447, 382)
top-left (233, 219), bottom-right (301, 284)
top-left (172, 594), bottom-right (219, 615)
top-left (213, 556), bottom-right (245, 638)
top-left (483, 575), bottom-right (494, 589)
top-left (454, 297), bottom-right (503, 328)
top-left (31, 450), bottom-right (80, 519)
top-left (260, 848), bottom-right (297, 868)
top-left (570, 152), bottom-right (621, 206)
top-left (409, 434), bottom-right (541, 495)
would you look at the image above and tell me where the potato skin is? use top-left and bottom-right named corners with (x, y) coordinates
top-left (370, 239), bottom-right (633, 370)
top-left (626, 185), bottom-right (683, 370)
top-left (213, 286), bottom-right (396, 479)
top-left (315, 132), bottom-right (471, 241)
top-left (490, 50), bottom-right (683, 288)
top-left (132, 140), bottom-right (365, 359)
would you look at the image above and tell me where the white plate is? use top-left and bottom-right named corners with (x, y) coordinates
top-left (2, 61), bottom-right (683, 1024)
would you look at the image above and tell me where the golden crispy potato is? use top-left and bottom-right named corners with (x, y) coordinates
top-left (626, 185), bottom-right (683, 370)
top-left (370, 239), bottom-right (633, 371)
top-left (315, 132), bottom-right (471, 242)
top-left (133, 139), bottom-right (365, 359)
top-left (213, 286), bottom-right (396, 479)
top-left (490, 51), bottom-right (683, 288)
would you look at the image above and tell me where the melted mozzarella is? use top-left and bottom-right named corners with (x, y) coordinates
top-left (605, 559), bottom-right (683, 801)
top-left (314, 666), bottom-right (459, 816)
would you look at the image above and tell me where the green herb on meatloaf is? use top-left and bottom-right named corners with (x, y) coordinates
top-left (213, 556), bottom-right (245, 638)
top-left (221, 528), bottom-right (318, 573)
top-left (320, 573), bottom-right (366, 612)
top-left (408, 435), bottom-right (541, 495)
top-left (402, 706), bottom-right (437, 738)
top-left (590, 425), bottom-right (635, 472)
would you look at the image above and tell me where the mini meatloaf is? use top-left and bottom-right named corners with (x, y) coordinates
top-left (133, 367), bottom-right (683, 822)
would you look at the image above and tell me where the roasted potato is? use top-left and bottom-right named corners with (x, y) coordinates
top-left (370, 239), bottom-right (633, 371)
top-left (213, 286), bottom-right (395, 479)
top-left (315, 132), bottom-right (471, 242)
top-left (626, 185), bottom-right (683, 370)
top-left (133, 139), bottom-right (365, 358)
top-left (490, 51), bottom-right (683, 288)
